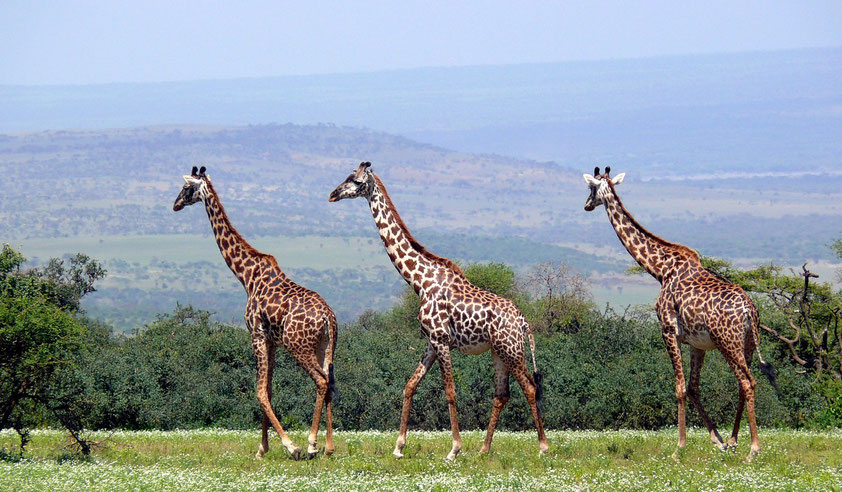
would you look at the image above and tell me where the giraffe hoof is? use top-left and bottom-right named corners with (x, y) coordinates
top-left (290, 447), bottom-right (303, 461)
top-left (308, 449), bottom-right (320, 460)
top-left (325, 446), bottom-right (335, 457)
top-left (392, 450), bottom-right (404, 459)
top-left (479, 446), bottom-right (490, 454)
top-left (256, 442), bottom-right (268, 459)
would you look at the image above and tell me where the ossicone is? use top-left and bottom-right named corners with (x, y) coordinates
top-left (191, 166), bottom-right (198, 176)
top-left (605, 166), bottom-right (611, 176)
top-left (199, 166), bottom-right (206, 176)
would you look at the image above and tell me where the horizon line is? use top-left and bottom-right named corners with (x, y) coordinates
top-left (3, 44), bottom-right (839, 89)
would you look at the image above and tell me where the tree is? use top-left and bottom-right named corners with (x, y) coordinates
top-left (0, 250), bottom-right (105, 312)
top-left (0, 244), bottom-right (105, 455)
top-left (521, 261), bottom-right (592, 333)
top-left (462, 262), bottom-right (519, 300)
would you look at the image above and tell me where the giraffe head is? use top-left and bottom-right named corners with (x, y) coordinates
top-left (582, 166), bottom-right (625, 211)
top-left (328, 161), bottom-right (374, 202)
top-left (173, 166), bottom-right (209, 211)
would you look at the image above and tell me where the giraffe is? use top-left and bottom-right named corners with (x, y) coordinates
top-left (173, 166), bottom-right (337, 460)
top-left (582, 166), bottom-right (776, 461)
top-left (329, 162), bottom-right (548, 461)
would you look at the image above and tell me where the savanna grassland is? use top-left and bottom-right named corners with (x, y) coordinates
top-left (2, 428), bottom-right (840, 491)
top-left (3, 49), bottom-right (842, 491)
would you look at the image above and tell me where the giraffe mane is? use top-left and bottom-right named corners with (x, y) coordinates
top-left (372, 173), bottom-right (465, 276)
top-left (606, 179), bottom-right (701, 263)
top-left (204, 177), bottom-right (272, 261)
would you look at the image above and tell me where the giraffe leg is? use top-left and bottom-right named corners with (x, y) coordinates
top-left (724, 350), bottom-right (760, 460)
top-left (688, 347), bottom-right (726, 450)
top-left (254, 336), bottom-right (301, 460)
top-left (256, 343), bottom-right (276, 458)
top-left (727, 343), bottom-right (757, 450)
top-left (511, 360), bottom-right (549, 455)
top-left (434, 342), bottom-right (462, 462)
top-left (291, 349), bottom-right (329, 459)
top-left (325, 396), bottom-right (334, 456)
top-left (480, 352), bottom-right (510, 454)
top-left (393, 343), bottom-right (436, 458)
top-left (728, 385), bottom-right (746, 450)
top-left (318, 335), bottom-right (335, 456)
top-left (662, 333), bottom-right (687, 456)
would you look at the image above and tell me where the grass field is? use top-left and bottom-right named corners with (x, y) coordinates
top-left (2, 428), bottom-right (840, 491)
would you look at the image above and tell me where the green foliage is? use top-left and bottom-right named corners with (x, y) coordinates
top-left (0, 245), bottom-right (106, 454)
top-left (76, 306), bottom-right (256, 430)
top-left (462, 262), bottom-right (518, 300)
top-left (66, 303), bottom-right (815, 432)
top-left (0, 245), bottom-right (106, 312)
top-left (521, 262), bottom-right (593, 334)
top-left (810, 378), bottom-right (842, 428)
top-left (3, 247), bottom-right (838, 442)
top-left (0, 245), bottom-right (25, 275)
top-left (832, 236), bottom-right (842, 259)
top-left (0, 295), bottom-right (84, 428)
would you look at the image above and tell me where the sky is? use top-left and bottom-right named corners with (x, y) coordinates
top-left (2, 0), bottom-right (841, 85)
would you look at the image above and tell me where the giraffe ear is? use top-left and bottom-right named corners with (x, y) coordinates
top-left (183, 175), bottom-right (202, 185)
top-left (583, 174), bottom-right (600, 186)
top-left (354, 161), bottom-right (372, 180)
top-left (611, 173), bottom-right (626, 185)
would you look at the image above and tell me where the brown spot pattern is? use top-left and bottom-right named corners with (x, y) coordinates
top-left (591, 171), bottom-right (766, 457)
top-left (354, 171), bottom-right (548, 458)
top-left (178, 176), bottom-right (337, 459)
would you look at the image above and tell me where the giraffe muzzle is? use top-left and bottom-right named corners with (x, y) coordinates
top-left (173, 195), bottom-right (189, 211)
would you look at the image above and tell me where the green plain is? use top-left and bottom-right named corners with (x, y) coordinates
top-left (2, 428), bottom-right (840, 491)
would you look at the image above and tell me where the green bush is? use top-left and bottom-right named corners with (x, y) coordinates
top-left (5, 255), bottom-right (834, 434)
top-left (809, 378), bottom-right (842, 428)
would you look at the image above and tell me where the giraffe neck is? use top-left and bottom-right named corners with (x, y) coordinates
top-left (367, 175), bottom-right (440, 292)
top-left (601, 182), bottom-right (695, 282)
top-left (201, 180), bottom-right (261, 288)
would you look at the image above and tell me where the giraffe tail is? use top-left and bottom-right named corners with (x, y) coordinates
top-left (325, 314), bottom-right (339, 404)
top-left (523, 318), bottom-right (543, 413)
top-left (754, 320), bottom-right (779, 394)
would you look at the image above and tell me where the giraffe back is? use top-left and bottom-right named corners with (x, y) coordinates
top-left (660, 262), bottom-right (757, 352)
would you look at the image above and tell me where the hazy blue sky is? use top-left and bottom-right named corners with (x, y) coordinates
top-left (2, 1), bottom-right (841, 85)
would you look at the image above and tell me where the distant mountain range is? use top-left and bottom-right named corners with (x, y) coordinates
top-left (2, 47), bottom-right (840, 175)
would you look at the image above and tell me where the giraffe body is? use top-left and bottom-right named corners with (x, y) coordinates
top-left (174, 168), bottom-right (336, 460)
top-left (330, 162), bottom-right (547, 460)
top-left (584, 167), bottom-right (771, 461)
